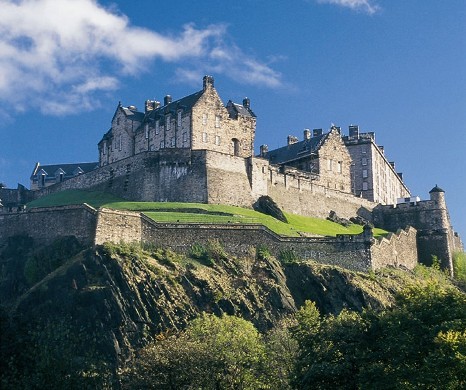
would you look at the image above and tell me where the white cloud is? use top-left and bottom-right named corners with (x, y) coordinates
top-left (0, 0), bottom-right (282, 115)
top-left (316, 0), bottom-right (381, 14)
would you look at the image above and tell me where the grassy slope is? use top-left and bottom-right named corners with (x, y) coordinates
top-left (26, 190), bottom-right (388, 237)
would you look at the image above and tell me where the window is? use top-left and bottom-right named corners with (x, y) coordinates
top-left (337, 161), bottom-right (342, 173)
top-left (155, 120), bottom-right (160, 135)
top-left (160, 140), bottom-right (165, 149)
top-left (166, 116), bottom-right (171, 131)
top-left (362, 169), bottom-right (368, 178)
top-left (202, 113), bottom-right (207, 125)
top-left (116, 117), bottom-right (120, 125)
top-left (103, 141), bottom-right (106, 155)
top-left (177, 111), bottom-right (182, 128)
top-left (145, 123), bottom-right (149, 139)
top-left (215, 135), bottom-right (221, 145)
top-left (119, 135), bottom-right (122, 151)
top-left (215, 115), bottom-right (221, 128)
top-left (170, 137), bottom-right (175, 147)
top-left (362, 147), bottom-right (366, 154)
top-left (202, 132), bottom-right (208, 143)
top-left (327, 159), bottom-right (333, 171)
top-left (41, 174), bottom-right (45, 187)
top-left (362, 157), bottom-right (367, 166)
top-left (183, 132), bottom-right (188, 143)
top-left (362, 182), bottom-right (368, 191)
top-left (59, 173), bottom-right (64, 182)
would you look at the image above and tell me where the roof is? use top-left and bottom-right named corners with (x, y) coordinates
top-left (263, 133), bottom-right (328, 165)
top-left (121, 107), bottom-right (145, 122)
top-left (429, 185), bottom-right (445, 193)
top-left (31, 162), bottom-right (99, 178)
top-left (226, 100), bottom-right (256, 118)
top-left (145, 90), bottom-right (205, 124)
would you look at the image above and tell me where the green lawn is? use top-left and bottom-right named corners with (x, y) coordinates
top-left (27, 190), bottom-right (388, 237)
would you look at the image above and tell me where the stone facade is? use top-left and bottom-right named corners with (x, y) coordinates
top-left (373, 186), bottom-right (462, 274)
top-left (1, 205), bottom-right (418, 273)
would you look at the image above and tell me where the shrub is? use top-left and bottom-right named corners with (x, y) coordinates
top-left (453, 251), bottom-right (466, 282)
top-left (279, 249), bottom-right (299, 264)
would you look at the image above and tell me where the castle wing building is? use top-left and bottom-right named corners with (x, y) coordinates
top-left (30, 162), bottom-right (98, 190)
top-left (98, 76), bottom-right (256, 167)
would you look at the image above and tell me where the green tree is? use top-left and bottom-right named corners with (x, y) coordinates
top-left (123, 313), bottom-right (270, 389)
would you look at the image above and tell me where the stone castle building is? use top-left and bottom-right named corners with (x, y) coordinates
top-left (1, 76), bottom-right (463, 274)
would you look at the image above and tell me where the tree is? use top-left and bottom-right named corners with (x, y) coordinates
top-left (123, 313), bottom-right (270, 389)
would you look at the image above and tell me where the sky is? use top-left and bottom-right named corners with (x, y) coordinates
top-left (0, 0), bottom-right (465, 240)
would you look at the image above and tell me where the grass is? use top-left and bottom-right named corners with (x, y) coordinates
top-left (27, 189), bottom-right (389, 238)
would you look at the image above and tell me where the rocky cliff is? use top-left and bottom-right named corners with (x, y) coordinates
top-left (0, 235), bottom-right (431, 385)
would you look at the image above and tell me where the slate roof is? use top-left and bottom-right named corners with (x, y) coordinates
top-left (145, 90), bottom-right (205, 124)
top-left (263, 133), bottom-right (328, 165)
top-left (31, 162), bottom-right (99, 179)
top-left (227, 101), bottom-right (256, 118)
top-left (429, 185), bottom-right (445, 193)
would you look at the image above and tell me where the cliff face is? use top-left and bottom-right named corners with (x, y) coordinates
top-left (0, 236), bottom-right (416, 371)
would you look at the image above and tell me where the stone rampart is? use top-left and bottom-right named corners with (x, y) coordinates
top-left (0, 204), bottom-right (97, 246)
top-left (1, 205), bottom-right (420, 273)
top-left (370, 227), bottom-right (418, 270)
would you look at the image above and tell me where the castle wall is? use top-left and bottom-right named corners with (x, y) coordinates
top-left (34, 150), bottom-right (209, 204)
top-left (370, 227), bottom-right (418, 270)
top-left (0, 204), bottom-right (97, 246)
top-left (95, 209), bottom-right (142, 245)
top-left (266, 167), bottom-right (375, 221)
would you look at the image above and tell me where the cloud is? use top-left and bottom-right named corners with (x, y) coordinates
top-left (316, 0), bottom-right (381, 14)
top-left (0, 0), bottom-right (282, 115)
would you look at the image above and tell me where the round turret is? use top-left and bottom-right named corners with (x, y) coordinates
top-left (429, 184), bottom-right (446, 207)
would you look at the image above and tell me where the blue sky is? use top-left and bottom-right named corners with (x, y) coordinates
top-left (0, 0), bottom-right (465, 240)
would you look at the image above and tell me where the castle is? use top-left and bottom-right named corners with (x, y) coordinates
top-left (0, 76), bottom-right (463, 274)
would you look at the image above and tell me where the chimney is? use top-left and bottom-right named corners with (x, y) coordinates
top-left (243, 97), bottom-right (250, 109)
top-left (303, 129), bottom-right (311, 140)
top-left (260, 144), bottom-right (269, 157)
top-left (287, 135), bottom-right (299, 145)
top-left (349, 125), bottom-right (359, 139)
top-left (389, 161), bottom-right (395, 170)
top-left (397, 172), bottom-right (403, 180)
top-left (145, 100), bottom-right (160, 113)
top-left (313, 128), bottom-right (323, 137)
top-left (203, 75), bottom-right (214, 90)
top-left (379, 146), bottom-right (384, 154)
top-left (164, 95), bottom-right (172, 106)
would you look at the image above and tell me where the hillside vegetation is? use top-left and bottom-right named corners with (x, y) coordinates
top-left (26, 189), bottom-right (388, 237)
top-left (0, 237), bottom-right (464, 388)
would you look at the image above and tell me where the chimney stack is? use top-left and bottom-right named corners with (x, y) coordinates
top-left (145, 100), bottom-right (160, 113)
top-left (164, 95), bottom-right (172, 106)
top-left (203, 75), bottom-right (214, 90)
top-left (260, 144), bottom-right (269, 157)
top-left (243, 97), bottom-right (250, 109)
top-left (349, 125), bottom-right (359, 139)
top-left (304, 129), bottom-right (311, 140)
top-left (287, 135), bottom-right (299, 145)
top-left (313, 128), bottom-right (323, 137)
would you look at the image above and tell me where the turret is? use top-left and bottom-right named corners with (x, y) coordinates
top-left (429, 185), bottom-right (446, 208)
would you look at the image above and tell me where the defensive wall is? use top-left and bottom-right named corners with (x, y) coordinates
top-left (1, 205), bottom-right (417, 273)
top-left (373, 198), bottom-right (463, 275)
top-left (30, 149), bottom-right (377, 224)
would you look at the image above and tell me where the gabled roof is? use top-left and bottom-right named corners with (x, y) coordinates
top-left (121, 107), bottom-right (145, 122)
top-left (144, 90), bottom-right (205, 124)
top-left (226, 100), bottom-right (256, 118)
top-left (31, 162), bottom-right (98, 179)
top-left (263, 133), bottom-right (328, 165)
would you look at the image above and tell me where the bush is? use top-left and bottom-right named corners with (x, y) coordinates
top-left (453, 251), bottom-right (466, 282)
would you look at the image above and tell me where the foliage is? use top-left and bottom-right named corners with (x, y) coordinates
top-left (188, 240), bottom-right (228, 266)
top-left (256, 244), bottom-right (272, 261)
top-left (292, 280), bottom-right (466, 389)
top-left (1, 317), bottom-right (113, 389)
top-left (122, 313), bottom-right (271, 389)
top-left (453, 251), bottom-right (466, 282)
top-left (23, 236), bottom-right (83, 286)
top-left (279, 248), bottom-right (300, 264)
